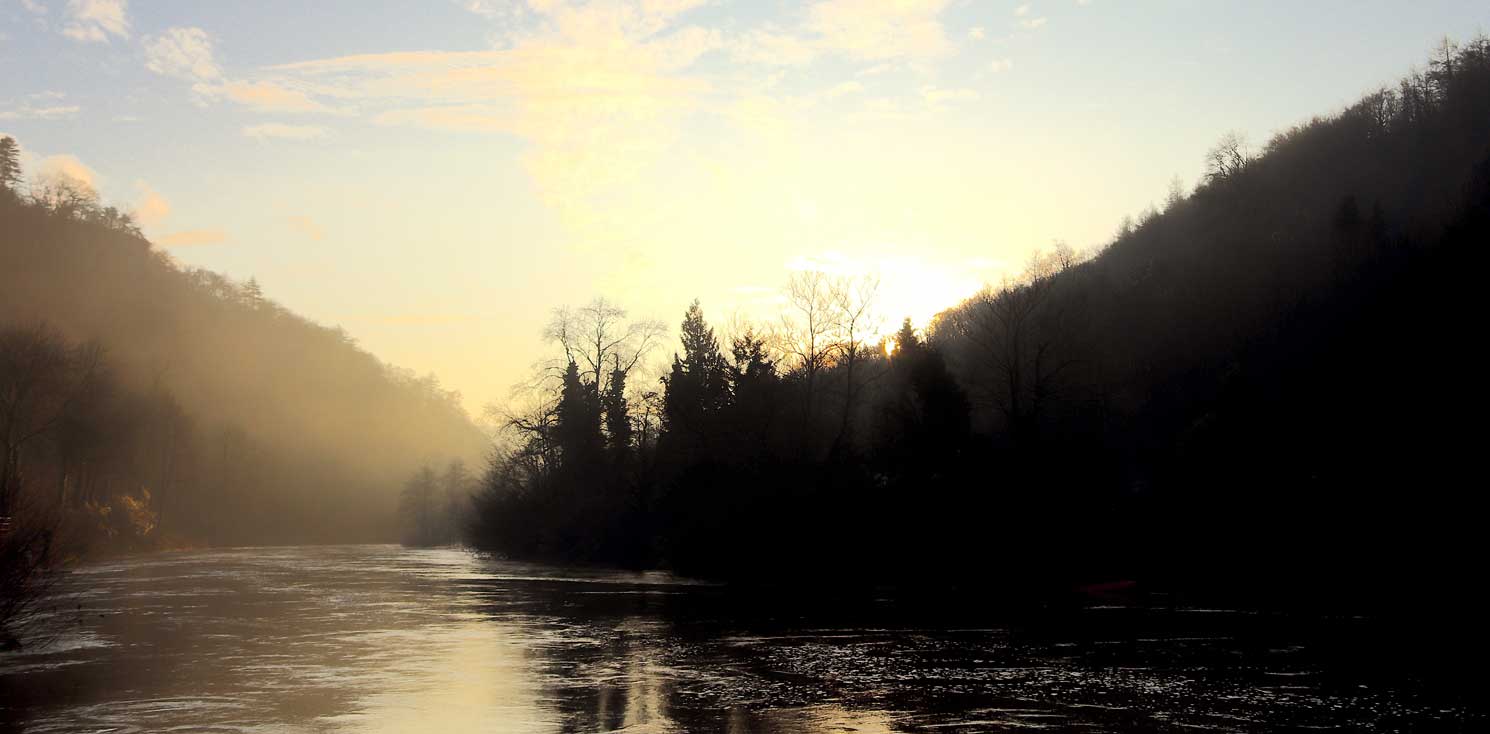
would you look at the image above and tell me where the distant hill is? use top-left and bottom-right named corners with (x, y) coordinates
top-left (1, 177), bottom-right (488, 545)
top-left (468, 37), bottom-right (1490, 613)
top-left (927, 35), bottom-right (1490, 604)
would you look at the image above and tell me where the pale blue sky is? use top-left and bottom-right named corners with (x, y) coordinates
top-left (4, 0), bottom-right (1486, 412)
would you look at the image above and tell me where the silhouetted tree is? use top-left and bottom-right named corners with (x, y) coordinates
top-left (603, 357), bottom-right (632, 463)
top-left (0, 325), bottom-right (103, 523)
top-left (241, 278), bottom-right (265, 310)
top-left (1164, 176), bottom-right (1187, 211)
top-left (2, 156), bottom-right (488, 550)
top-left (945, 246), bottom-right (1079, 443)
top-left (466, 37), bottom-right (1490, 610)
top-left (555, 360), bottom-right (603, 471)
top-left (661, 300), bottom-right (729, 453)
top-left (0, 137), bottom-right (20, 194)
top-left (1204, 130), bottom-right (1251, 185)
top-left (545, 298), bottom-right (664, 406)
top-left (828, 276), bottom-right (880, 455)
top-left (398, 464), bottom-right (440, 546)
top-left (439, 459), bottom-right (474, 542)
top-left (725, 325), bottom-right (779, 452)
top-left (781, 271), bottom-right (839, 436)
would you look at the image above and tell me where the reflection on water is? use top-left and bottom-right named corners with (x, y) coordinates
top-left (0, 545), bottom-right (1480, 732)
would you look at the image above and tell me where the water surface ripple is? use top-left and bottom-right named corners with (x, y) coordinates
top-left (0, 545), bottom-right (1478, 732)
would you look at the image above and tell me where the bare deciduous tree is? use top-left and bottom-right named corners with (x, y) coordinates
top-left (543, 298), bottom-right (665, 398)
top-left (829, 274), bottom-right (881, 453)
top-left (0, 324), bottom-right (105, 522)
top-left (1205, 130), bottom-right (1251, 184)
top-left (946, 246), bottom-right (1081, 442)
top-left (0, 324), bottom-right (104, 648)
top-left (780, 271), bottom-right (840, 428)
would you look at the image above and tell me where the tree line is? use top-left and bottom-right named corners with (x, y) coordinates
top-left (1, 139), bottom-right (487, 645)
top-left (466, 37), bottom-right (1490, 612)
top-left (397, 459), bottom-right (476, 547)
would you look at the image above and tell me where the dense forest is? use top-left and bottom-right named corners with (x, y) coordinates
top-left (0, 143), bottom-right (487, 568)
top-left (468, 38), bottom-right (1490, 612)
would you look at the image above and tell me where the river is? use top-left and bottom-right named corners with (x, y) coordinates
top-left (0, 545), bottom-right (1478, 732)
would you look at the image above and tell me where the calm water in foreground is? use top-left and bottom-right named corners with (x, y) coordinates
top-left (0, 545), bottom-right (1479, 733)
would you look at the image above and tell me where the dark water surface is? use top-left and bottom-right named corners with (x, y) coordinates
top-left (0, 545), bottom-right (1479, 732)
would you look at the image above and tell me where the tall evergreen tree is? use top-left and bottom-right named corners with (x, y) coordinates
top-left (662, 301), bottom-right (730, 439)
top-left (555, 360), bottom-right (602, 471)
top-left (730, 327), bottom-right (776, 387)
top-left (603, 356), bottom-right (631, 463)
top-left (0, 137), bottom-right (21, 193)
top-left (892, 318), bottom-right (922, 361)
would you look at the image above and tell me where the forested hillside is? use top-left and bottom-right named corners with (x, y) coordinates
top-left (470, 38), bottom-right (1490, 612)
top-left (0, 161), bottom-right (488, 550)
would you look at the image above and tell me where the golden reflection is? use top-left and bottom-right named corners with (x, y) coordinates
top-left (325, 619), bottom-right (555, 734)
top-left (731, 705), bottom-right (904, 734)
top-left (307, 557), bottom-right (908, 734)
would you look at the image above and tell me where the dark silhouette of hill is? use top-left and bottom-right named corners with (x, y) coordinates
top-left (468, 36), bottom-right (1490, 616)
top-left (0, 173), bottom-right (487, 548)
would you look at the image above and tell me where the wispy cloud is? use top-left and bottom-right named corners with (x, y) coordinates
top-left (120, 0), bottom-right (995, 264)
top-left (144, 27), bottom-right (335, 114)
top-left (62, 0), bottom-right (129, 43)
top-left (806, 0), bottom-right (952, 61)
top-left (1, 91), bottom-right (80, 120)
top-left (35, 153), bottom-right (99, 191)
top-left (144, 27), bottom-right (222, 83)
top-left (457, 1), bottom-right (506, 20)
top-left (132, 181), bottom-right (171, 227)
top-left (734, 0), bottom-right (953, 66)
top-left (825, 80), bottom-right (864, 98)
top-left (270, 1), bottom-right (720, 213)
top-left (156, 228), bottom-right (228, 248)
top-left (1013, 2), bottom-right (1049, 29)
top-left (242, 123), bottom-right (329, 140)
top-left (286, 215), bottom-right (325, 240)
top-left (217, 81), bottom-right (332, 113)
top-left (0, 104), bottom-right (81, 120)
top-left (921, 86), bottom-right (980, 106)
top-left (366, 313), bottom-right (481, 327)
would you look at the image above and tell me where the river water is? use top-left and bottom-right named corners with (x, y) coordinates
top-left (0, 545), bottom-right (1478, 732)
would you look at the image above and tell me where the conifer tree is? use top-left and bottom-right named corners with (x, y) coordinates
top-left (663, 301), bottom-right (730, 440)
top-left (0, 137), bottom-right (21, 193)
top-left (603, 356), bottom-right (631, 462)
top-left (555, 360), bottom-right (602, 471)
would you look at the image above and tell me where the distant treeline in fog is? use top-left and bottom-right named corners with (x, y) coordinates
top-left (467, 38), bottom-right (1490, 609)
top-left (0, 153), bottom-right (487, 554)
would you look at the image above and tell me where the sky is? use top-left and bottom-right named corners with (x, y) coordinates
top-left (4, 0), bottom-right (1487, 415)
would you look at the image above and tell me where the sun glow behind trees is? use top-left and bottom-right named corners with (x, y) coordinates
top-left (8, 3), bottom-right (1487, 415)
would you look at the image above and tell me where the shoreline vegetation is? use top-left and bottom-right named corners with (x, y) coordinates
top-left (0, 140), bottom-right (485, 645)
top-left (463, 38), bottom-right (1489, 615)
top-left (4, 38), bottom-right (1489, 645)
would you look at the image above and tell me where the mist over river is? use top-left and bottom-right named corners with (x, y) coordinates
top-left (0, 546), bottom-right (1479, 732)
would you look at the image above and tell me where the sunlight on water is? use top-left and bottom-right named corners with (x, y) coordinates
top-left (322, 622), bottom-right (551, 734)
top-left (0, 546), bottom-right (1480, 733)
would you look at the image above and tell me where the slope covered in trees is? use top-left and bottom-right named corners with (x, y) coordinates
top-left (470, 37), bottom-right (1490, 612)
top-left (0, 159), bottom-right (488, 550)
